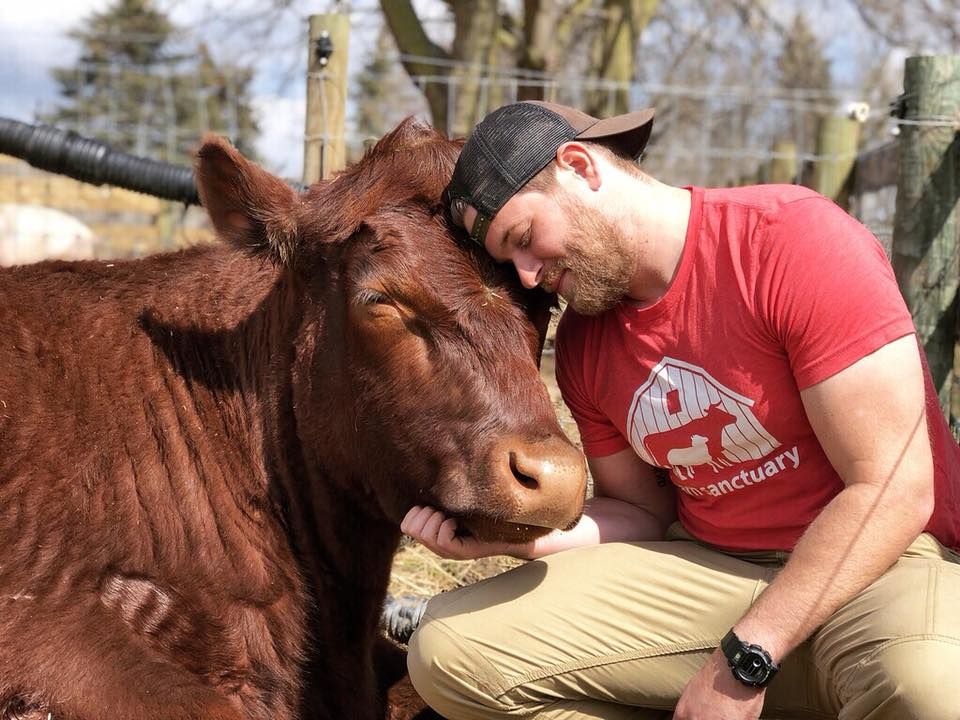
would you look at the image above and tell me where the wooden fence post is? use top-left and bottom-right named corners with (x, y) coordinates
top-left (892, 55), bottom-right (960, 426)
top-left (810, 115), bottom-right (861, 206)
top-left (769, 140), bottom-right (797, 184)
top-left (303, 13), bottom-right (350, 184)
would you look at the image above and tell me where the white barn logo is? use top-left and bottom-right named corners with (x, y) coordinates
top-left (626, 357), bottom-right (779, 480)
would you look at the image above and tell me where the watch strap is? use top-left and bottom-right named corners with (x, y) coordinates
top-left (721, 628), bottom-right (741, 660)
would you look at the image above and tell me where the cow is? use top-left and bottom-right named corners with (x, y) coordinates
top-left (0, 119), bottom-right (588, 720)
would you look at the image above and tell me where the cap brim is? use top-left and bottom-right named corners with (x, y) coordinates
top-left (576, 108), bottom-right (655, 159)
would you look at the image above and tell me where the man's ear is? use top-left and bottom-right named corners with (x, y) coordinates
top-left (556, 141), bottom-right (602, 191)
top-left (194, 134), bottom-right (300, 265)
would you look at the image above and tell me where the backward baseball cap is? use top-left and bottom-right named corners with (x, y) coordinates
top-left (446, 100), bottom-right (655, 244)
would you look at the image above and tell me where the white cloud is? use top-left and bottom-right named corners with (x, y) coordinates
top-left (1, 1), bottom-right (112, 121)
top-left (4, 0), bottom-right (110, 30)
top-left (1, 1), bottom-right (389, 173)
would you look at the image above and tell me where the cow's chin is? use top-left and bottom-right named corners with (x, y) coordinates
top-left (457, 516), bottom-right (570, 545)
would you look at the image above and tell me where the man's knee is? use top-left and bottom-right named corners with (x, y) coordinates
top-left (841, 636), bottom-right (960, 720)
top-left (407, 615), bottom-right (509, 720)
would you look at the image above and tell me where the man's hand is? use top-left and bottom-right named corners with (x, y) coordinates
top-left (401, 506), bottom-right (531, 560)
top-left (673, 649), bottom-right (765, 720)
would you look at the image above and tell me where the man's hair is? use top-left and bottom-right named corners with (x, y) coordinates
top-left (521, 139), bottom-right (650, 195)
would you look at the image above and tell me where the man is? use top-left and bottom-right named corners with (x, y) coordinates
top-left (403, 101), bottom-right (960, 719)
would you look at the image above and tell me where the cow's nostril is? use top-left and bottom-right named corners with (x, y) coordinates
top-left (486, 436), bottom-right (587, 531)
top-left (509, 451), bottom-right (540, 491)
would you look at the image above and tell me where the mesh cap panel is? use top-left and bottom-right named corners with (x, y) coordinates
top-left (446, 101), bottom-right (654, 244)
top-left (446, 104), bottom-right (578, 235)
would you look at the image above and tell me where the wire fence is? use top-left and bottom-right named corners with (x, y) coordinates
top-left (38, 54), bottom-right (257, 166)
top-left (19, 54), bottom-right (918, 249)
top-left (359, 65), bottom-right (926, 246)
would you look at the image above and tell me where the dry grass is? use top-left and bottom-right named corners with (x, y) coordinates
top-left (387, 540), bottom-right (525, 598)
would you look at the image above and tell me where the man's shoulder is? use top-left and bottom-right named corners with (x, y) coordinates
top-left (703, 184), bottom-right (829, 217)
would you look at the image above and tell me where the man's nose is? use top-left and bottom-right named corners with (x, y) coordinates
top-left (514, 253), bottom-right (543, 289)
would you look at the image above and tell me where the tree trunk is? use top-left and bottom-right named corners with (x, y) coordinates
top-left (516, 0), bottom-right (551, 102)
top-left (449, 0), bottom-right (499, 137)
top-left (379, 0), bottom-right (452, 133)
top-left (586, 0), bottom-right (659, 116)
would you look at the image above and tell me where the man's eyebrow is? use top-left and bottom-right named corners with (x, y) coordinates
top-left (501, 221), bottom-right (522, 251)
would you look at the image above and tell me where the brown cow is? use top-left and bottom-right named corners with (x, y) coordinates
top-left (0, 119), bottom-right (587, 720)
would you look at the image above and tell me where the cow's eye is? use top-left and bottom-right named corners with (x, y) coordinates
top-left (354, 288), bottom-right (405, 323)
top-left (355, 288), bottom-right (392, 306)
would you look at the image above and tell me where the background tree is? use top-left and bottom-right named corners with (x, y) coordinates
top-left (851, 0), bottom-right (960, 52)
top-left (352, 26), bottom-right (426, 156)
top-left (776, 11), bottom-right (833, 155)
top-left (379, 0), bottom-right (497, 137)
top-left (44, 0), bottom-right (259, 163)
top-left (378, 0), bottom-right (660, 138)
top-left (584, 0), bottom-right (660, 116)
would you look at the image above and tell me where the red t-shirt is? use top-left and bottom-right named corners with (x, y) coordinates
top-left (556, 185), bottom-right (960, 551)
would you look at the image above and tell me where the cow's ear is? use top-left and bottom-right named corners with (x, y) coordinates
top-left (195, 134), bottom-right (299, 265)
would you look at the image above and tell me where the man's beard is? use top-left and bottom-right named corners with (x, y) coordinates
top-left (541, 191), bottom-right (634, 316)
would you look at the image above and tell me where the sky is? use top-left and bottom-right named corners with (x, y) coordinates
top-left (1, 1), bottom-right (91, 123)
top-left (0, 0), bottom-right (377, 178)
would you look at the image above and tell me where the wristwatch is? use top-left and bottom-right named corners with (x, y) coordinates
top-left (720, 629), bottom-right (780, 687)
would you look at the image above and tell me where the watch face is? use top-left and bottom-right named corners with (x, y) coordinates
top-left (733, 650), bottom-right (772, 686)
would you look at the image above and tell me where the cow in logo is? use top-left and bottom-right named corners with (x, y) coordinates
top-left (642, 403), bottom-right (738, 479)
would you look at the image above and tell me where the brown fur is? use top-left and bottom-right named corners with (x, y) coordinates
top-left (0, 119), bottom-right (586, 720)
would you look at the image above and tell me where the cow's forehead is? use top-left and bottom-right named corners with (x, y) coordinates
top-left (341, 215), bottom-right (547, 343)
top-left (351, 230), bottom-right (513, 302)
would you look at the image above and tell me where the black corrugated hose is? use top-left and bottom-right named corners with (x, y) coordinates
top-left (381, 594), bottom-right (429, 645)
top-left (0, 117), bottom-right (201, 205)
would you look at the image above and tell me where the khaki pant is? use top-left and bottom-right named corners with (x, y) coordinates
top-left (407, 528), bottom-right (960, 719)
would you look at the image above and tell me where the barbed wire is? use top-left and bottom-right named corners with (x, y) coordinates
top-left (644, 145), bottom-right (858, 164)
top-left (888, 116), bottom-right (960, 128)
top-left (397, 73), bottom-right (851, 115)
top-left (30, 55), bottom-right (852, 121)
top-left (394, 52), bottom-right (853, 100)
top-left (55, 58), bottom-right (959, 129)
top-left (66, 58), bottom-right (253, 76)
top-left (45, 65), bottom-right (957, 184)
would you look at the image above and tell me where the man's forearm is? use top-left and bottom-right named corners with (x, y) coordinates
top-left (732, 479), bottom-right (933, 661)
top-left (515, 496), bottom-right (667, 560)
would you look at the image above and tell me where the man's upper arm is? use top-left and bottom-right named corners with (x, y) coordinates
top-left (588, 448), bottom-right (677, 534)
top-left (799, 334), bottom-right (933, 509)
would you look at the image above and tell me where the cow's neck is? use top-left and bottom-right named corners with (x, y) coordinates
top-left (158, 247), bottom-right (399, 712)
top-left (269, 443), bottom-right (403, 720)
top-left (255, 287), bottom-right (402, 720)
top-left (139, 246), bottom-right (301, 421)
top-left (90, 246), bottom-right (397, 719)
top-left (180, 255), bottom-right (398, 719)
